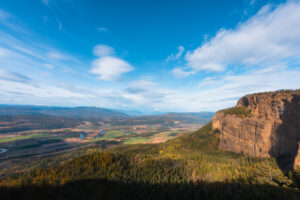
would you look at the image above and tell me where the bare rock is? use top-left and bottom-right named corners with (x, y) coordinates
top-left (212, 90), bottom-right (300, 169)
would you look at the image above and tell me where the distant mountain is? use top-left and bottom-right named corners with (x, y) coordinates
top-left (159, 112), bottom-right (214, 124)
top-left (162, 112), bottom-right (214, 119)
top-left (106, 111), bottom-right (214, 126)
top-left (0, 105), bottom-right (128, 119)
top-left (0, 105), bottom-right (214, 124)
top-left (114, 109), bottom-right (144, 116)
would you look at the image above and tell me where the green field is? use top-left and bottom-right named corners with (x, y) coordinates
top-left (149, 130), bottom-right (181, 142)
top-left (0, 133), bottom-right (47, 143)
top-left (89, 130), bottom-right (136, 142)
top-left (123, 137), bottom-right (150, 144)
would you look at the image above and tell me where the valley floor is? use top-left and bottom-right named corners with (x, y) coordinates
top-left (0, 121), bottom-right (201, 176)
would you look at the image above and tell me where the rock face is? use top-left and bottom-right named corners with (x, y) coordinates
top-left (212, 91), bottom-right (300, 169)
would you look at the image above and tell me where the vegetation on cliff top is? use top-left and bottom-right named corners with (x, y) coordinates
top-left (220, 106), bottom-right (251, 118)
top-left (0, 122), bottom-right (299, 199)
top-left (248, 89), bottom-right (300, 96)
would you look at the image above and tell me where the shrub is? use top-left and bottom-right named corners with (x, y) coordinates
top-left (221, 106), bottom-right (251, 118)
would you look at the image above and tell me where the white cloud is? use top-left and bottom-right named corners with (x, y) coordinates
top-left (90, 56), bottom-right (133, 81)
top-left (171, 67), bottom-right (196, 78)
top-left (93, 44), bottom-right (114, 57)
top-left (125, 80), bottom-right (155, 94)
top-left (176, 68), bottom-right (299, 111)
top-left (130, 80), bottom-right (155, 88)
top-left (0, 2), bottom-right (299, 112)
top-left (105, 65), bottom-right (300, 112)
top-left (181, 2), bottom-right (300, 74)
top-left (0, 48), bottom-right (8, 57)
top-left (47, 51), bottom-right (67, 60)
top-left (97, 27), bottom-right (108, 32)
top-left (90, 45), bottom-right (133, 81)
top-left (166, 46), bottom-right (185, 61)
top-left (43, 63), bottom-right (55, 69)
top-left (0, 69), bottom-right (31, 83)
top-left (0, 78), bottom-right (92, 100)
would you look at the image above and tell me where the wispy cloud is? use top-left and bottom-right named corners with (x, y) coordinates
top-left (0, 3), bottom-right (299, 112)
top-left (57, 18), bottom-right (62, 31)
top-left (0, 8), bottom-right (10, 20)
top-left (125, 80), bottom-right (155, 94)
top-left (0, 9), bottom-right (88, 84)
top-left (97, 27), bottom-right (108, 32)
top-left (90, 44), bottom-right (134, 81)
top-left (0, 69), bottom-right (31, 83)
top-left (43, 63), bottom-right (55, 69)
top-left (93, 44), bottom-right (114, 57)
top-left (166, 46), bottom-right (184, 62)
top-left (43, 16), bottom-right (49, 23)
top-left (0, 8), bottom-right (100, 106)
top-left (0, 78), bottom-right (92, 100)
top-left (249, 0), bottom-right (256, 6)
top-left (135, 66), bottom-right (300, 112)
top-left (171, 67), bottom-right (196, 78)
top-left (0, 8), bottom-right (30, 34)
top-left (175, 2), bottom-right (300, 76)
top-left (42, 0), bottom-right (50, 6)
top-left (47, 51), bottom-right (67, 60)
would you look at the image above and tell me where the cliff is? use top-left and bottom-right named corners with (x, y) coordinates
top-left (212, 90), bottom-right (300, 169)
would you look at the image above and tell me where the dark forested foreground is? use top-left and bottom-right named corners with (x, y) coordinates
top-left (0, 123), bottom-right (300, 199)
top-left (1, 179), bottom-right (298, 200)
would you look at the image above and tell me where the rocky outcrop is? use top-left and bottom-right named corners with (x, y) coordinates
top-left (212, 90), bottom-right (300, 169)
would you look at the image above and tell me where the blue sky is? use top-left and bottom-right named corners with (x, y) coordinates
top-left (0, 0), bottom-right (300, 113)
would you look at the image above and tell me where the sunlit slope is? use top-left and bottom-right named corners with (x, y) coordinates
top-left (0, 122), bottom-right (299, 199)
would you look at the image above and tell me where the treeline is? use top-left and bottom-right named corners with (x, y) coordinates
top-left (248, 89), bottom-right (300, 96)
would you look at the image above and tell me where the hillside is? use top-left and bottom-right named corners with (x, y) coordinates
top-left (0, 122), bottom-right (299, 199)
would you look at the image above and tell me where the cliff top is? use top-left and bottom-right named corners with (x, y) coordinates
top-left (244, 89), bottom-right (300, 97)
top-left (218, 89), bottom-right (300, 120)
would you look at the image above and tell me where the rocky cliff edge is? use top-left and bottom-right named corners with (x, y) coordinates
top-left (212, 90), bottom-right (300, 169)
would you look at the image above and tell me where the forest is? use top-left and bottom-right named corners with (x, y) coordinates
top-left (0, 122), bottom-right (299, 199)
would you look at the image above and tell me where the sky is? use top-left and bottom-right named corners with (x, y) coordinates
top-left (0, 0), bottom-right (300, 113)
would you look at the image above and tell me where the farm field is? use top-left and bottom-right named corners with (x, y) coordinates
top-left (0, 119), bottom-right (203, 176)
